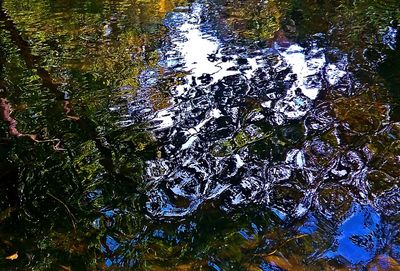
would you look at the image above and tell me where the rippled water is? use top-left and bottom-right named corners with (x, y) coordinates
top-left (137, 0), bottom-right (400, 268)
top-left (1, 0), bottom-right (400, 269)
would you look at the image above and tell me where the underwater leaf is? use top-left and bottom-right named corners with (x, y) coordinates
top-left (5, 252), bottom-right (18, 260)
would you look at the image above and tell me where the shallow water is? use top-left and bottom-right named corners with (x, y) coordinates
top-left (0, 0), bottom-right (400, 270)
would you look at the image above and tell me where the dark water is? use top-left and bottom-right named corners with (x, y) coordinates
top-left (1, 0), bottom-right (400, 270)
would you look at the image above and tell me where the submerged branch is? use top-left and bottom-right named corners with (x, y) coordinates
top-left (47, 192), bottom-right (77, 230)
top-left (1, 97), bottom-right (40, 141)
top-left (0, 1), bottom-right (147, 205)
top-left (0, 3), bottom-right (114, 162)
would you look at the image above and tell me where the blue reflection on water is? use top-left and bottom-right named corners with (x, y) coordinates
top-left (298, 213), bottom-right (318, 235)
top-left (239, 229), bottom-right (255, 240)
top-left (102, 235), bottom-right (122, 267)
top-left (208, 260), bottom-right (223, 271)
top-left (259, 261), bottom-right (284, 271)
top-left (153, 229), bottom-right (165, 238)
top-left (323, 204), bottom-right (380, 265)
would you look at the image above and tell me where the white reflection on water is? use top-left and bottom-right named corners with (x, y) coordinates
top-left (280, 44), bottom-right (325, 100)
top-left (151, 1), bottom-right (347, 130)
top-left (143, 0), bottom-right (350, 217)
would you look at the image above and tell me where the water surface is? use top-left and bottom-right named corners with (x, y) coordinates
top-left (0, 0), bottom-right (400, 270)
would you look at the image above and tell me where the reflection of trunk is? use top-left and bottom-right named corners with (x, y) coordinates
top-left (0, 1), bottom-right (61, 97)
top-left (0, 1), bottom-right (145, 199)
top-left (0, 5), bottom-right (64, 141)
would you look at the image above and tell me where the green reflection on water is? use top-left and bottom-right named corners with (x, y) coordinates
top-left (0, 0), bottom-right (181, 269)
